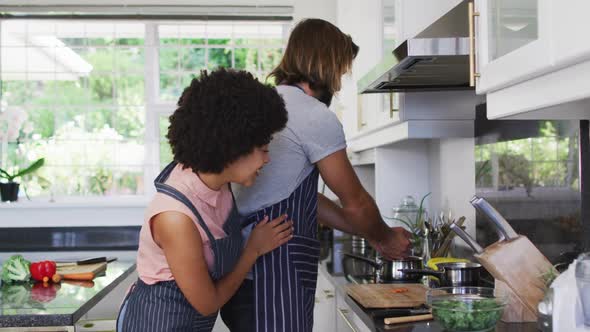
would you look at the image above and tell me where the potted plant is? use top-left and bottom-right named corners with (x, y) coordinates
top-left (0, 158), bottom-right (44, 202)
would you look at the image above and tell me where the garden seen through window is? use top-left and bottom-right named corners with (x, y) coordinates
top-left (0, 20), bottom-right (286, 200)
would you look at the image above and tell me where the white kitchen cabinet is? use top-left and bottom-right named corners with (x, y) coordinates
top-left (551, 1), bottom-right (590, 68)
top-left (475, 0), bottom-right (590, 120)
top-left (474, 0), bottom-right (552, 94)
top-left (313, 268), bottom-right (336, 332)
top-left (335, 291), bottom-right (372, 332)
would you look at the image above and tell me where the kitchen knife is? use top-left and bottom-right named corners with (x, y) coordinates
top-left (56, 257), bottom-right (117, 267)
top-left (450, 223), bottom-right (484, 254)
top-left (470, 196), bottom-right (518, 241)
top-left (384, 314), bottom-right (433, 325)
top-left (370, 307), bottom-right (431, 319)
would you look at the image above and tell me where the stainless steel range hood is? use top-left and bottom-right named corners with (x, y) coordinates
top-left (358, 0), bottom-right (472, 94)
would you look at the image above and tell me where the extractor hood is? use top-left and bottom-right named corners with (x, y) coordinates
top-left (358, 0), bottom-right (472, 94)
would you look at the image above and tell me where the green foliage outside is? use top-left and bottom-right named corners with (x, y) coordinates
top-left (475, 121), bottom-right (579, 194)
top-left (1, 28), bottom-right (283, 198)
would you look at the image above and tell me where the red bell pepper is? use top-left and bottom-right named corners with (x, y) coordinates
top-left (30, 261), bottom-right (57, 282)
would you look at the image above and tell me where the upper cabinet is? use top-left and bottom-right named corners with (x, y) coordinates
top-left (474, 0), bottom-right (551, 94)
top-left (474, 0), bottom-right (590, 119)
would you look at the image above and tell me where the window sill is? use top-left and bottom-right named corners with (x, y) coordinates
top-left (0, 196), bottom-right (150, 209)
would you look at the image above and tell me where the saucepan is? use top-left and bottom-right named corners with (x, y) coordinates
top-left (343, 252), bottom-right (424, 282)
top-left (399, 262), bottom-right (482, 287)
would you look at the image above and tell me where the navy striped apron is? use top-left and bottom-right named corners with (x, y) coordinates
top-left (245, 168), bottom-right (320, 332)
top-left (117, 162), bottom-right (243, 332)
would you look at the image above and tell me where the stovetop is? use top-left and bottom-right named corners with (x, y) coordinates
top-left (322, 233), bottom-right (494, 288)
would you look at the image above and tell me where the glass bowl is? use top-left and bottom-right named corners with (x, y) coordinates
top-left (426, 287), bottom-right (507, 332)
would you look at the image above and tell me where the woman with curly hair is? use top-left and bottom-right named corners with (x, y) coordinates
top-left (220, 19), bottom-right (412, 332)
top-left (116, 68), bottom-right (291, 332)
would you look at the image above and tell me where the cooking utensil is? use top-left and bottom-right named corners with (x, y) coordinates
top-left (432, 216), bottom-right (465, 257)
top-left (399, 262), bottom-right (482, 287)
top-left (470, 196), bottom-right (518, 241)
top-left (370, 305), bottom-right (431, 319)
top-left (450, 223), bottom-right (484, 254)
top-left (55, 257), bottom-right (117, 267)
top-left (384, 314), bottom-right (433, 325)
top-left (343, 252), bottom-right (423, 282)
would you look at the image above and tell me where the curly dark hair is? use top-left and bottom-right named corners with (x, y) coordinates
top-left (167, 68), bottom-right (287, 174)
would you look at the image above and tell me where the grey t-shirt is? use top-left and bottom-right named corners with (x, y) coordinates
top-left (234, 85), bottom-right (347, 215)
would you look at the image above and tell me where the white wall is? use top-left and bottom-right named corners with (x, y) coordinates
top-left (374, 141), bottom-right (430, 218)
top-left (293, 0), bottom-right (336, 24)
top-left (428, 138), bottom-right (476, 237)
top-left (335, 0), bottom-right (382, 137)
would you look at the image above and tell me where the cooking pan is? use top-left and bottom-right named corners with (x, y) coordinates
top-left (343, 252), bottom-right (424, 282)
top-left (399, 262), bottom-right (482, 287)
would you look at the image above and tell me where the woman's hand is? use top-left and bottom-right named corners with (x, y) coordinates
top-left (245, 215), bottom-right (294, 257)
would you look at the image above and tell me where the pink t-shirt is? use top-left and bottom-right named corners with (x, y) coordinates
top-left (136, 164), bottom-right (233, 284)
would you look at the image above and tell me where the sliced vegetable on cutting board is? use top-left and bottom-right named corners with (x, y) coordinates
top-left (346, 284), bottom-right (428, 309)
top-left (56, 262), bottom-right (107, 281)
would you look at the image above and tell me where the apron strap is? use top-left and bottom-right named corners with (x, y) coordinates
top-left (154, 163), bottom-right (218, 247)
top-left (228, 183), bottom-right (238, 208)
top-left (155, 161), bottom-right (178, 185)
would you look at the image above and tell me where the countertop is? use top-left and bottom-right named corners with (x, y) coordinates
top-left (0, 259), bottom-right (136, 328)
top-left (318, 233), bottom-right (540, 332)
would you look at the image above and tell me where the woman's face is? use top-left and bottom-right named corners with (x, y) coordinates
top-left (228, 144), bottom-right (270, 187)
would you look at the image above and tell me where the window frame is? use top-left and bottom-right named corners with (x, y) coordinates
top-left (0, 19), bottom-right (290, 204)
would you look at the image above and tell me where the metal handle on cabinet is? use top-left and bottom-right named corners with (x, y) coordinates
top-left (389, 92), bottom-right (394, 118)
top-left (323, 289), bottom-right (334, 298)
top-left (468, 1), bottom-right (480, 87)
top-left (337, 308), bottom-right (358, 332)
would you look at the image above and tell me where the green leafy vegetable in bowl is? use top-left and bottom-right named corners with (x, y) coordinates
top-left (431, 298), bottom-right (504, 331)
top-left (427, 287), bottom-right (506, 332)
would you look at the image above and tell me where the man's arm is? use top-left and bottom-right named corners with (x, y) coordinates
top-left (316, 150), bottom-right (410, 259)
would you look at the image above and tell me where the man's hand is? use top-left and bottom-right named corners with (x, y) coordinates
top-left (369, 227), bottom-right (412, 260)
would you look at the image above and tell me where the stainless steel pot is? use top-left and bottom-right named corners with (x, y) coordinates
top-left (399, 262), bottom-right (482, 287)
top-left (343, 252), bottom-right (423, 282)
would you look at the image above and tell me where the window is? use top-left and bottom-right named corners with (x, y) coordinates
top-left (0, 20), bottom-right (288, 200)
top-left (475, 119), bottom-right (582, 263)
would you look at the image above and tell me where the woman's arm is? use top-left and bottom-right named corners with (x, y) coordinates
top-left (153, 212), bottom-right (291, 316)
top-left (316, 150), bottom-right (410, 259)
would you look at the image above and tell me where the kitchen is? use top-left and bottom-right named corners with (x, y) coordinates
top-left (0, 0), bottom-right (589, 331)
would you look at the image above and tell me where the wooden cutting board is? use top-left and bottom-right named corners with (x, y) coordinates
top-left (345, 284), bottom-right (428, 309)
top-left (57, 262), bottom-right (107, 276)
top-left (475, 236), bottom-right (553, 320)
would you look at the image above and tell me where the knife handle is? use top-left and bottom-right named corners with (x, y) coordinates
top-left (384, 314), bottom-right (433, 325)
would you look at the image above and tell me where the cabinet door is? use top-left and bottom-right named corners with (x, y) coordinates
top-left (475, 0), bottom-right (553, 94)
top-left (313, 270), bottom-right (336, 332)
top-left (551, 1), bottom-right (590, 68)
top-left (335, 292), bottom-right (372, 332)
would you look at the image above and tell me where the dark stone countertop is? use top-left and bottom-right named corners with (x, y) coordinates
top-left (318, 232), bottom-right (540, 332)
top-left (0, 260), bottom-right (136, 328)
